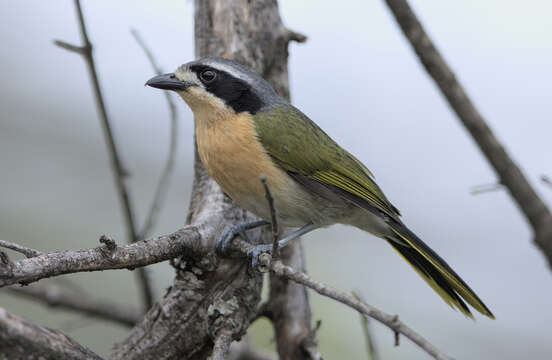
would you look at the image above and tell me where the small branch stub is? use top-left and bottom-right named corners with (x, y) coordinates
top-left (0, 240), bottom-right (42, 258)
top-left (99, 235), bottom-right (117, 251)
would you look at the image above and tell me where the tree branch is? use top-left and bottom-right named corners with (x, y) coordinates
top-left (55, 0), bottom-right (154, 309)
top-left (470, 182), bottom-right (504, 195)
top-left (0, 307), bottom-right (104, 360)
top-left (131, 29), bottom-right (180, 240)
top-left (212, 330), bottom-right (234, 360)
top-left (0, 227), bottom-right (202, 287)
top-left (113, 2), bottom-right (310, 358)
top-left (383, 0), bottom-right (552, 266)
top-left (5, 283), bottom-right (141, 327)
top-left (0, 239), bottom-right (42, 258)
top-left (253, 252), bottom-right (452, 360)
top-left (542, 175), bottom-right (552, 190)
top-left (228, 339), bottom-right (276, 360)
top-left (260, 175), bottom-right (280, 260)
top-left (353, 291), bottom-right (380, 360)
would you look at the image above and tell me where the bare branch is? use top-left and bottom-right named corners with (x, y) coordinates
top-left (228, 339), bottom-right (275, 360)
top-left (542, 175), bottom-right (552, 190)
top-left (227, 236), bottom-right (449, 359)
top-left (267, 259), bottom-right (453, 360)
top-left (5, 283), bottom-right (141, 327)
top-left (212, 330), bottom-right (234, 360)
top-left (284, 28), bottom-right (308, 43)
top-left (383, 0), bottom-right (552, 266)
top-left (0, 240), bottom-right (42, 258)
top-left (0, 307), bottom-right (103, 360)
top-left (131, 29), bottom-right (180, 240)
top-left (260, 175), bottom-right (280, 260)
top-left (470, 182), bottom-right (504, 195)
top-left (57, 0), bottom-right (153, 309)
top-left (130, 29), bottom-right (164, 76)
top-left (353, 291), bottom-right (380, 360)
top-left (53, 40), bottom-right (86, 54)
top-left (0, 227), bottom-right (202, 288)
top-left (112, 2), bottom-right (299, 357)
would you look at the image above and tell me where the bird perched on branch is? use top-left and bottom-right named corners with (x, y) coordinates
top-left (146, 57), bottom-right (494, 319)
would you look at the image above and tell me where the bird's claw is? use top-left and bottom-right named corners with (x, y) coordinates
top-left (216, 224), bottom-right (252, 256)
top-left (247, 244), bottom-right (273, 272)
top-left (216, 220), bottom-right (269, 256)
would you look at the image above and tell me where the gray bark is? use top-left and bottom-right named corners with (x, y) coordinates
top-left (0, 1), bottom-right (317, 358)
top-left (112, 1), bottom-right (315, 358)
top-left (0, 308), bottom-right (103, 360)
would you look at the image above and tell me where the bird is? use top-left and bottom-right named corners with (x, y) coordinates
top-left (146, 57), bottom-right (494, 319)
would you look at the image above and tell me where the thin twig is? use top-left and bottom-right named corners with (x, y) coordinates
top-left (52, 40), bottom-right (85, 54)
top-left (542, 175), bottom-right (552, 190)
top-left (229, 237), bottom-right (451, 360)
top-left (470, 182), bottom-right (503, 195)
top-left (260, 175), bottom-right (280, 260)
top-left (353, 291), bottom-right (380, 360)
top-left (384, 0), bottom-right (552, 266)
top-left (284, 28), bottom-right (308, 43)
top-left (211, 330), bottom-right (233, 360)
top-left (0, 240), bottom-right (42, 258)
top-left (5, 284), bottom-right (141, 327)
top-left (270, 260), bottom-right (452, 360)
top-left (56, 0), bottom-right (153, 310)
top-left (131, 29), bottom-right (180, 240)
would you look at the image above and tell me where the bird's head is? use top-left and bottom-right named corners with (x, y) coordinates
top-left (146, 57), bottom-right (283, 116)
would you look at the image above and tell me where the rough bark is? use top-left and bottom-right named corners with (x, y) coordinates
top-left (0, 228), bottom-right (202, 287)
top-left (111, 158), bottom-right (262, 359)
top-left (111, 1), bottom-right (311, 358)
top-left (0, 308), bottom-right (103, 360)
top-left (384, 0), bottom-right (552, 267)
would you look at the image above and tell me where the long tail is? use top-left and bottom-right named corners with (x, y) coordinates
top-left (386, 221), bottom-right (494, 319)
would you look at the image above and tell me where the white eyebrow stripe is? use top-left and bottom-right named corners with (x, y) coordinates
top-left (201, 61), bottom-right (255, 84)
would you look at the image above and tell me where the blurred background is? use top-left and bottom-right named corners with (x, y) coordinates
top-left (1, 0), bottom-right (551, 358)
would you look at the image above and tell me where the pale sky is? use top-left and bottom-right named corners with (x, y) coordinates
top-left (1, 1), bottom-right (551, 359)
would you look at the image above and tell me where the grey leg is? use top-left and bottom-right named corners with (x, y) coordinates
top-left (248, 222), bottom-right (318, 269)
top-left (216, 219), bottom-right (270, 255)
top-left (277, 223), bottom-right (318, 248)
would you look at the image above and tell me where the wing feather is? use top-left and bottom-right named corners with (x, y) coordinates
top-left (253, 105), bottom-right (399, 218)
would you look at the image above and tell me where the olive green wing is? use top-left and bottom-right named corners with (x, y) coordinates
top-left (252, 104), bottom-right (400, 219)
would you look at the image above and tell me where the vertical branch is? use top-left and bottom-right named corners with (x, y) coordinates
top-left (55, 0), bottom-right (153, 309)
top-left (260, 176), bottom-right (280, 260)
top-left (353, 291), bottom-right (380, 360)
top-left (131, 29), bottom-right (180, 239)
top-left (383, 0), bottom-right (552, 266)
top-left (113, 1), bottom-right (312, 358)
top-left (211, 331), bottom-right (233, 360)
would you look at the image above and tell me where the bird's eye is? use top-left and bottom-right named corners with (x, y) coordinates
top-left (200, 70), bottom-right (216, 83)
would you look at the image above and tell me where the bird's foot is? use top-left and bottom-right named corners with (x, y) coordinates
top-left (216, 220), bottom-right (269, 256)
top-left (247, 244), bottom-right (273, 273)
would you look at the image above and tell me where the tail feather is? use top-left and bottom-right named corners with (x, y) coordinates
top-left (387, 222), bottom-right (494, 319)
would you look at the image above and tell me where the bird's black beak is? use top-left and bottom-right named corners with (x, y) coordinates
top-left (145, 73), bottom-right (191, 91)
